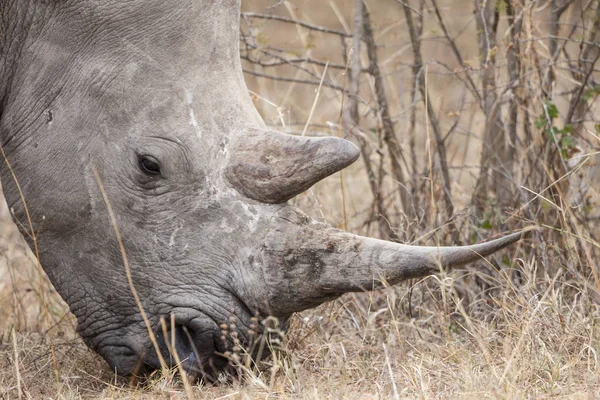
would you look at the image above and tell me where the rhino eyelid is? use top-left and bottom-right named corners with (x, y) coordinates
top-left (138, 155), bottom-right (162, 176)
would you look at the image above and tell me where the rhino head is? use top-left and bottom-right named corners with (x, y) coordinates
top-left (0, 0), bottom-right (524, 379)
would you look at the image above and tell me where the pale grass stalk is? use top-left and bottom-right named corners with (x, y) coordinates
top-left (301, 62), bottom-right (328, 137)
top-left (508, 156), bottom-right (589, 223)
top-left (308, 188), bottom-right (327, 222)
top-left (334, 39), bottom-right (351, 232)
top-left (279, 3), bottom-right (317, 108)
top-left (423, 65), bottom-right (437, 243)
top-left (583, 124), bottom-right (600, 142)
top-left (91, 168), bottom-right (171, 377)
top-left (380, 44), bottom-right (412, 68)
top-left (383, 343), bottom-right (400, 400)
top-left (499, 269), bottom-right (563, 387)
top-left (543, 161), bottom-right (600, 292)
top-left (279, 64), bottom-right (310, 112)
top-left (327, 0), bottom-right (350, 32)
top-left (247, 89), bottom-right (286, 127)
top-left (12, 327), bottom-right (22, 400)
top-left (157, 315), bottom-right (194, 398)
top-left (0, 145), bottom-right (59, 386)
top-left (328, 0), bottom-right (377, 105)
top-left (450, 284), bottom-right (500, 380)
top-left (430, 275), bottom-right (452, 341)
top-left (288, 1), bottom-right (350, 121)
top-left (375, 18), bottom-right (405, 40)
top-left (548, 213), bottom-right (600, 292)
top-left (519, 185), bottom-right (563, 212)
top-left (268, 343), bottom-right (279, 391)
top-left (539, 224), bottom-right (600, 251)
top-left (7, 259), bottom-right (25, 330)
top-left (214, 392), bottom-right (241, 400)
top-left (587, 327), bottom-right (596, 373)
top-left (329, 0), bottom-right (375, 106)
top-left (339, 169), bottom-right (349, 232)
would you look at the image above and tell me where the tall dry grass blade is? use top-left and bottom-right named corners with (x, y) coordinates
top-left (91, 167), bottom-right (170, 376)
top-left (499, 269), bottom-right (562, 387)
top-left (158, 315), bottom-right (194, 398)
top-left (0, 145), bottom-right (59, 385)
top-left (333, 0), bottom-right (359, 234)
top-left (450, 283), bottom-right (500, 380)
top-left (339, 161), bottom-right (349, 232)
top-left (383, 343), bottom-right (400, 400)
top-left (11, 327), bottom-right (22, 400)
top-left (542, 201), bottom-right (600, 293)
top-left (423, 64), bottom-right (438, 244)
top-left (247, 89), bottom-right (286, 127)
top-left (507, 155), bottom-right (588, 224)
top-left (279, 3), bottom-right (313, 107)
top-left (541, 161), bottom-right (600, 292)
top-left (301, 62), bottom-right (328, 137)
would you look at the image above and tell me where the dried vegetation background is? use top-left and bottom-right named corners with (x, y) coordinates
top-left (2, 0), bottom-right (600, 398)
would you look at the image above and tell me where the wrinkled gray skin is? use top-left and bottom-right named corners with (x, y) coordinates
top-left (0, 0), bottom-right (525, 379)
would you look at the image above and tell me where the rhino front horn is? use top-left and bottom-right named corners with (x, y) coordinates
top-left (258, 207), bottom-right (530, 315)
top-left (226, 128), bottom-right (360, 203)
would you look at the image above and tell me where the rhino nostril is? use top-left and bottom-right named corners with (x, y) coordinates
top-left (155, 322), bottom-right (197, 367)
top-left (179, 325), bottom-right (202, 368)
top-left (142, 315), bottom-right (230, 380)
top-left (152, 321), bottom-right (222, 380)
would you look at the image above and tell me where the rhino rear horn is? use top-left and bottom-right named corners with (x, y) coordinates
top-left (226, 129), bottom-right (360, 203)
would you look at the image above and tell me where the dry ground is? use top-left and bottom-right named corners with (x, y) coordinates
top-left (2, 210), bottom-right (599, 399)
top-left (2, 0), bottom-right (600, 398)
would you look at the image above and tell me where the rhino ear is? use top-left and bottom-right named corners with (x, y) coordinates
top-left (225, 129), bottom-right (360, 203)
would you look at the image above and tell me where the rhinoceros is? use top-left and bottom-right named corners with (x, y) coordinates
top-left (0, 0), bottom-right (524, 379)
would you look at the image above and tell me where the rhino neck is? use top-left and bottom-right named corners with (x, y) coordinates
top-left (0, 3), bottom-right (43, 123)
top-left (0, 2), bottom-right (66, 146)
top-left (0, 0), bottom-right (261, 149)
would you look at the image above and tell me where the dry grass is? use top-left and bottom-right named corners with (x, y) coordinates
top-left (2, 227), bottom-right (600, 398)
top-left (2, 0), bottom-right (600, 398)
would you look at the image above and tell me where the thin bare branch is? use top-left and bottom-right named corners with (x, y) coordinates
top-left (401, 1), bottom-right (455, 224)
top-left (364, 4), bottom-right (414, 232)
top-left (241, 12), bottom-right (351, 37)
top-left (430, 0), bottom-right (482, 106)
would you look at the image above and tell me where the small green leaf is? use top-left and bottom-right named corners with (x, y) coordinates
top-left (535, 116), bottom-right (547, 129)
top-left (495, 0), bottom-right (507, 13)
top-left (545, 127), bottom-right (557, 140)
top-left (595, 124), bottom-right (600, 134)
top-left (541, 199), bottom-right (553, 212)
top-left (545, 101), bottom-right (559, 119)
top-left (305, 33), bottom-right (316, 50)
top-left (584, 86), bottom-right (600, 102)
top-left (561, 135), bottom-right (575, 149)
top-left (256, 32), bottom-right (270, 46)
top-left (480, 219), bottom-right (493, 230)
top-left (448, 323), bottom-right (458, 334)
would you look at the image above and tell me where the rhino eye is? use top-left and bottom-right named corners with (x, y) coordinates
top-left (138, 155), bottom-right (162, 176)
